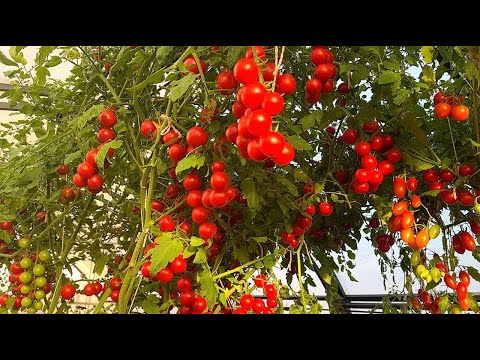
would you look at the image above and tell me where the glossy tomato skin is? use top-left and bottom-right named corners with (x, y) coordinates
top-left (362, 119), bottom-right (379, 135)
top-left (341, 128), bottom-right (358, 144)
top-left (354, 142), bottom-right (371, 157)
top-left (215, 70), bottom-right (238, 95)
top-left (459, 270), bottom-right (471, 286)
top-left (434, 103), bottom-right (451, 119)
top-left (98, 110), bottom-right (117, 128)
top-left (440, 169), bottom-right (455, 182)
top-left (319, 202), bottom-right (334, 216)
top-left (459, 163), bottom-right (475, 177)
top-left (61, 285), bottom-right (76, 300)
top-left (422, 169), bottom-right (438, 183)
top-left (450, 105), bottom-right (469, 121)
top-left (275, 74), bottom-right (296, 95)
top-left (407, 178), bottom-right (418, 192)
top-left (234, 58), bottom-right (259, 85)
top-left (393, 178), bottom-right (407, 198)
top-left (458, 191), bottom-right (474, 206)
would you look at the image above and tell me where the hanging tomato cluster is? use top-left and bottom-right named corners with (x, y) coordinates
top-left (224, 46), bottom-right (295, 166)
top-left (72, 108), bottom-right (116, 194)
top-left (433, 91), bottom-right (469, 121)
top-left (305, 46), bottom-right (336, 104)
top-left (234, 274), bottom-right (278, 314)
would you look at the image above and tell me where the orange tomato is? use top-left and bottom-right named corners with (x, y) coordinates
top-left (415, 229), bottom-right (430, 249)
top-left (401, 211), bottom-right (414, 229)
top-left (401, 228), bottom-right (414, 245)
top-left (459, 297), bottom-right (470, 311)
top-left (411, 195), bottom-right (421, 208)
top-left (450, 105), bottom-right (469, 121)
top-left (392, 201), bottom-right (409, 216)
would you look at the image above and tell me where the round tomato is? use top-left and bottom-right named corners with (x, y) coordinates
top-left (450, 105), bottom-right (469, 121)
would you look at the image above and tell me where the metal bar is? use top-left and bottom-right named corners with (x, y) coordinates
top-left (0, 102), bottom-right (21, 111)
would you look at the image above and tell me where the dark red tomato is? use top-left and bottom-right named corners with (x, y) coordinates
top-left (232, 101), bottom-right (246, 119)
top-left (456, 282), bottom-right (468, 300)
top-left (240, 294), bottom-right (254, 310)
top-left (141, 261), bottom-right (151, 278)
top-left (275, 74), bottom-right (296, 95)
top-left (304, 204), bottom-right (316, 217)
top-left (215, 70), bottom-right (238, 95)
top-left (386, 148), bottom-right (402, 163)
top-left (97, 128), bottom-right (115, 143)
top-left (98, 110), bottom-right (117, 128)
top-left (158, 215), bottom-right (176, 232)
top-left (460, 231), bottom-right (476, 251)
top-left (429, 181), bottom-right (445, 191)
top-left (245, 46), bottom-right (266, 60)
top-left (325, 126), bottom-right (336, 137)
top-left (305, 92), bottom-right (321, 104)
top-left (381, 134), bottom-right (395, 149)
top-left (61, 285), bottom-right (76, 300)
top-left (198, 222), bottom-right (217, 240)
top-left (170, 256), bottom-right (187, 274)
top-left (272, 142), bottom-right (295, 166)
top-left (341, 128), bottom-right (359, 144)
top-left (433, 92), bottom-right (444, 105)
top-left (36, 211), bottom-right (46, 222)
top-left (179, 222), bottom-right (192, 235)
top-left (422, 169), bottom-right (439, 183)
top-left (83, 283), bottom-right (96, 296)
top-left (57, 164), bottom-right (70, 175)
top-left (369, 218), bottom-right (380, 228)
top-left (355, 169), bottom-right (371, 183)
top-left (353, 180), bottom-right (369, 194)
top-left (306, 78), bottom-right (323, 94)
top-left (393, 178), bottom-right (407, 199)
top-left (369, 136), bottom-right (384, 152)
top-left (453, 234), bottom-right (466, 254)
top-left (361, 155), bottom-right (377, 171)
top-left (310, 47), bottom-right (329, 65)
top-left (184, 56), bottom-right (207, 75)
top-left (162, 129), bottom-right (180, 145)
top-left (459, 270), bottom-right (471, 286)
top-left (234, 58), bottom-right (259, 85)
top-left (140, 120), bottom-right (157, 139)
top-left (262, 62), bottom-right (276, 81)
top-left (378, 160), bottom-right (394, 176)
top-left (186, 126), bottom-right (208, 148)
top-left (458, 191), bottom-right (474, 206)
top-left (314, 63), bottom-right (333, 82)
top-left (192, 297), bottom-right (208, 314)
top-left (375, 233), bottom-right (389, 247)
top-left (362, 119), bottom-right (379, 135)
top-left (450, 105), bottom-right (469, 121)
top-left (407, 178), bottom-right (418, 192)
top-left (444, 274), bottom-right (457, 290)
top-left (296, 215), bottom-right (312, 229)
top-left (281, 231), bottom-right (294, 244)
top-left (179, 290), bottom-right (196, 306)
top-left (225, 186), bottom-right (236, 201)
top-left (319, 202), bottom-right (334, 216)
top-left (177, 275), bottom-right (193, 293)
top-left (247, 110), bottom-right (272, 137)
top-left (292, 224), bottom-right (305, 236)
top-left (334, 170), bottom-right (349, 185)
top-left (183, 172), bottom-right (202, 191)
top-left (441, 189), bottom-right (457, 205)
top-left (110, 276), bottom-right (122, 290)
top-left (225, 123), bottom-right (239, 143)
top-left (368, 170), bottom-right (384, 185)
top-left (87, 174), bottom-right (103, 191)
top-left (168, 144), bottom-right (186, 161)
top-left (151, 200), bottom-right (165, 213)
top-left (337, 82), bottom-right (349, 94)
top-left (192, 206), bottom-right (209, 224)
top-left (459, 163), bottom-right (475, 177)
top-left (470, 220), bottom-right (480, 235)
top-left (440, 169), bottom-right (455, 182)
top-left (157, 268), bottom-right (174, 283)
top-left (110, 289), bottom-right (120, 302)
top-left (434, 103), bottom-right (451, 119)
top-left (321, 79), bottom-right (334, 93)
top-left (262, 92), bottom-right (284, 116)
top-left (165, 184), bottom-right (181, 199)
top-left (354, 142), bottom-right (371, 157)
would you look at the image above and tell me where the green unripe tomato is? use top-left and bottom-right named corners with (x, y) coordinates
top-left (33, 301), bottom-right (43, 311)
top-left (20, 284), bottom-right (31, 295)
top-left (32, 264), bottom-right (45, 277)
top-left (428, 225), bottom-right (441, 239)
top-left (38, 250), bottom-right (51, 262)
top-left (34, 290), bottom-right (45, 300)
top-left (426, 274), bottom-right (432, 283)
top-left (451, 305), bottom-right (462, 314)
top-left (411, 251), bottom-right (420, 267)
top-left (19, 238), bottom-right (31, 249)
top-left (27, 307), bottom-right (36, 314)
top-left (19, 272), bottom-right (33, 284)
top-left (415, 264), bottom-right (427, 278)
top-left (21, 297), bottom-right (32, 308)
top-left (34, 276), bottom-right (47, 288)
top-left (431, 267), bottom-right (441, 283)
top-left (20, 257), bottom-right (33, 269)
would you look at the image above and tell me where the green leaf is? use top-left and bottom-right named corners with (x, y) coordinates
top-left (193, 248), bottom-right (207, 264)
top-left (425, 280), bottom-right (440, 291)
top-left (142, 296), bottom-right (161, 314)
top-left (403, 152), bottom-right (436, 171)
top-left (250, 237), bottom-right (267, 243)
top-left (198, 268), bottom-right (218, 309)
top-left (169, 73), bottom-right (196, 102)
top-left (175, 154), bottom-right (205, 179)
top-left (94, 255), bottom-right (109, 275)
top-left (300, 110), bottom-right (323, 131)
top-left (149, 234), bottom-right (183, 276)
top-left (241, 178), bottom-right (260, 211)
top-left (420, 46), bottom-right (434, 64)
top-left (9, 46), bottom-right (27, 65)
top-left (5, 296), bottom-right (15, 310)
top-left (45, 56), bottom-right (62, 68)
top-left (467, 266), bottom-right (480, 282)
top-left (403, 112), bottom-right (429, 147)
top-left (284, 135), bottom-right (312, 151)
top-left (468, 294), bottom-right (479, 312)
top-left (96, 140), bottom-right (123, 171)
top-left (263, 253), bottom-right (277, 270)
top-left (156, 46), bottom-right (174, 66)
top-left (393, 89), bottom-right (410, 105)
top-left (378, 70), bottom-right (400, 85)
top-left (421, 65), bottom-right (435, 84)
top-left (0, 51), bottom-right (18, 67)
top-left (227, 46), bottom-right (248, 68)
top-left (36, 46), bottom-right (56, 66)
top-left (319, 266), bottom-right (332, 285)
top-left (183, 246), bottom-right (196, 259)
top-left (127, 70), bottom-right (165, 92)
top-left (70, 104), bottom-right (104, 131)
top-left (273, 174), bottom-right (298, 196)
top-left (190, 236), bottom-right (205, 247)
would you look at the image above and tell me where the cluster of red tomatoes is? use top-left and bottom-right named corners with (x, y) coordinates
top-left (452, 231), bottom-right (476, 254)
top-left (0, 250), bottom-right (52, 313)
top-left (305, 46), bottom-right (336, 103)
top-left (72, 109), bottom-right (116, 194)
top-left (433, 91), bottom-right (469, 121)
top-left (224, 46), bottom-right (296, 166)
top-left (443, 269), bottom-right (472, 311)
top-left (374, 233), bottom-right (395, 253)
top-left (57, 163), bottom-right (80, 204)
top-left (0, 220), bottom-right (15, 241)
top-left (234, 274), bottom-right (278, 314)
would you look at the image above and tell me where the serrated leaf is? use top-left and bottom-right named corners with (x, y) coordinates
top-left (465, 62), bottom-right (480, 82)
top-left (193, 248), bottom-right (207, 264)
top-left (36, 46), bottom-right (56, 66)
top-left (300, 110), bottom-right (323, 131)
top-left (156, 46), bottom-right (174, 66)
top-left (467, 267), bottom-right (480, 282)
top-left (198, 268), bottom-right (218, 309)
top-left (175, 154), bottom-right (205, 178)
top-left (183, 246), bottom-right (196, 259)
top-left (421, 46), bottom-right (434, 64)
top-left (70, 104), bottom-right (104, 131)
top-left (127, 70), bottom-right (165, 92)
top-left (169, 73), bottom-right (196, 102)
top-left (241, 178), bottom-right (260, 211)
top-left (403, 112), bottom-right (429, 147)
top-left (190, 236), bottom-right (205, 247)
top-left (9, 46), bottom-right (27, 65)
top-left (149, 235), bottom-right (183, 276)
top-left (96, 140), bottom-right (122, 171)
top-left (403, 152), bottom-right (435, 171)
top-left (284, 135), bottom-right (312, 151)
top-left (421, 65), bottom-right (435, 84)
top-left (94, 254), bottom-right (109, 275)
top-left (45, 56), bottom-right (62, 68)
top-left (227, 46), bottom-right (248, 68)
top-left (0, 51), bottom-right (18, 67)
top-left (142, 296), bottom-right (161, 314)
top-left (378, 70), bottom-right (400, 85)
top-left (273, 174), bottom-right (298, 196)
top-left (264, 253), bottom-right (277, 270)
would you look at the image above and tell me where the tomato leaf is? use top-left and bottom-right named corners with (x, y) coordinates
top-left (465, 62), bottom-right (480, 82)
top-left (193, 248), bottom-right (207, 264)
top-left (403, 112), bottom-right (430, 147)
top-left (127, 70), bottom-right (165, 92)
top-left (183, 246), bottom-right (196, 259)
top-left (156, 46), bottom-right (174, 66)
top-left (198, 267), bottom-right (218, 309)
top-left (284, 135), bottom-right (312, 151)
top-left (241, 178), bottom-right (260, 211)
top-left (403, 152), bottom-right (436, 171)
top-left (45, 56), bottom-right (62, 68)
top-left (378, 70), bottom-right (401, 85)
top-left (273, 174), bottom-right (298, 196)
top-left (190, 236), bottom-right (205, 247)
top-left (263, 253), bottom-right (277, 270)
top-left (70, 104), bottom-right (104, 132)
top-left (468, 293), bottom-right (479, 312)
top-left (421, 65), bottom-right (435, 84)
top-left (300, 110), bottom-right (323, 131)
top-left (420, 46), bottom-right (434, 64)
top-left (149, 234), bottom-right (183, 276)
top-left (9, 46), bottom-right (27, 65)
top-left (94, 254), bottom-right (109, 275)
top-left (0, 50), bottom-right (18, 67)
top-left (467, 266), bottom-right (480, 282)
top-left (142, 295), bottom-right (161, 314)
top-left (227, 46), bottom-right (248, 68)
top-left (95, 140), bottom-right (123, 171)
top-left (169, 73), bottom-right (196, 102)
top-left (175, 154), bottom-right (205, 179)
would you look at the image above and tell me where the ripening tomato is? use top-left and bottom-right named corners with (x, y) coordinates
top-left (57, 164), bottom-right (70, 175)
top-left (458, 191), bottom-right (474, 206)
top-left (305, 204), bottom-right (316, 217)
top-left (401, 211), bottom-right (414, 229)
top-left (450, 105), bottom-right (469, 121)
top-left (240, 294), bottom-right (254, 310)
top-left (170, 256), bottom-right (187, 274)
top-left (87, 174), bottom-right (103, 191)
top-left (209, 189), bottom-right (229, 207)
top-left (61, 285), bottom-right (76, 300)
top-left (186, 126), bottom-right (208, 148)
top-left (453, 234), bottom-right (466, 254)
top-left (242, 82), bottom-right (267, 110)
top-left (354, 142), bottom-right (371, 157)
top-left (215, 70), bottom-right (238, 95)
top-left (444, 274), bottom-right (457, 290)
top-left (141, 261), bottom-right (151, 278)
top-left (422, 169), bottom-right (438, 183)
top-left (319, 202), bottom-right (333, 216)
top-left (441, 189), bottom-right (456, 205)
top-left (157, 268), bottom-right (174, 283)
top-left (401, 228), bottom-right (414, 245)
top-left (262, 62), bottom-right (276, 81)
top-left (259, 131), bottom-right (285, 157)
top-left (334, 170), bottom-right (349, 185)
top-left (310, 48), bottom-right (329, 65)
top-left (341, 128), bottom-right (359, 144)
top-left (415, 230), bottom-right (429, 249)
top-left (321, 79), bottom-right (334, 93)
top-left (368, 170), bottom-right (384, 185)
top-left (393, 178), bottom-right (407, 198)
top-left (456, 282), bottom-right (468, 300)
top-left (362, 119), bottom-right (379, 135)
top-left (459, 297), bottom-right (470, 311)
top-left (225, 123), bottom-right (239, 143)
top-left (352, 180), bottom-right (369, 194)
top-left (381, 134), bottom-right (395, 149)
top-left (378, 160), bottom-right (394, 176)
top-left (83, 283), bottom-right (96, 296)
top-left (275, 74), bottom-right (296, 95)
top-left (254, 274), bottom-right (267, 288)
top-left (192, 297), bottom-right (207, 314)
top-left (177, 275), bottom-right (193, 292)
top-left (245, 46), bottom-right (266, 60)
top-left (386, 148), bottom-right (402, 163)
top-left (314, 63), bottom-right (333, 82)
top-left (434, 103), bottom-right (451, 119)
top-left (411, 195), bottom-right (422, 208)
top-left (355, 169), bottom-right (371, 183)
top-left (407, 178), bottom-right (418, 192)
top-left (433, 92), bottom-right (445, 105)
top-left (459, 163), bottom-right (475, 177)
top-left (440, 169), bottom-right (456, 182)
top-left (460, 231), bottom-right (476, 251)
top-left (459, 270), bottom-right (470, 287)
top-left (184, 56), bottom-right (207, 75)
